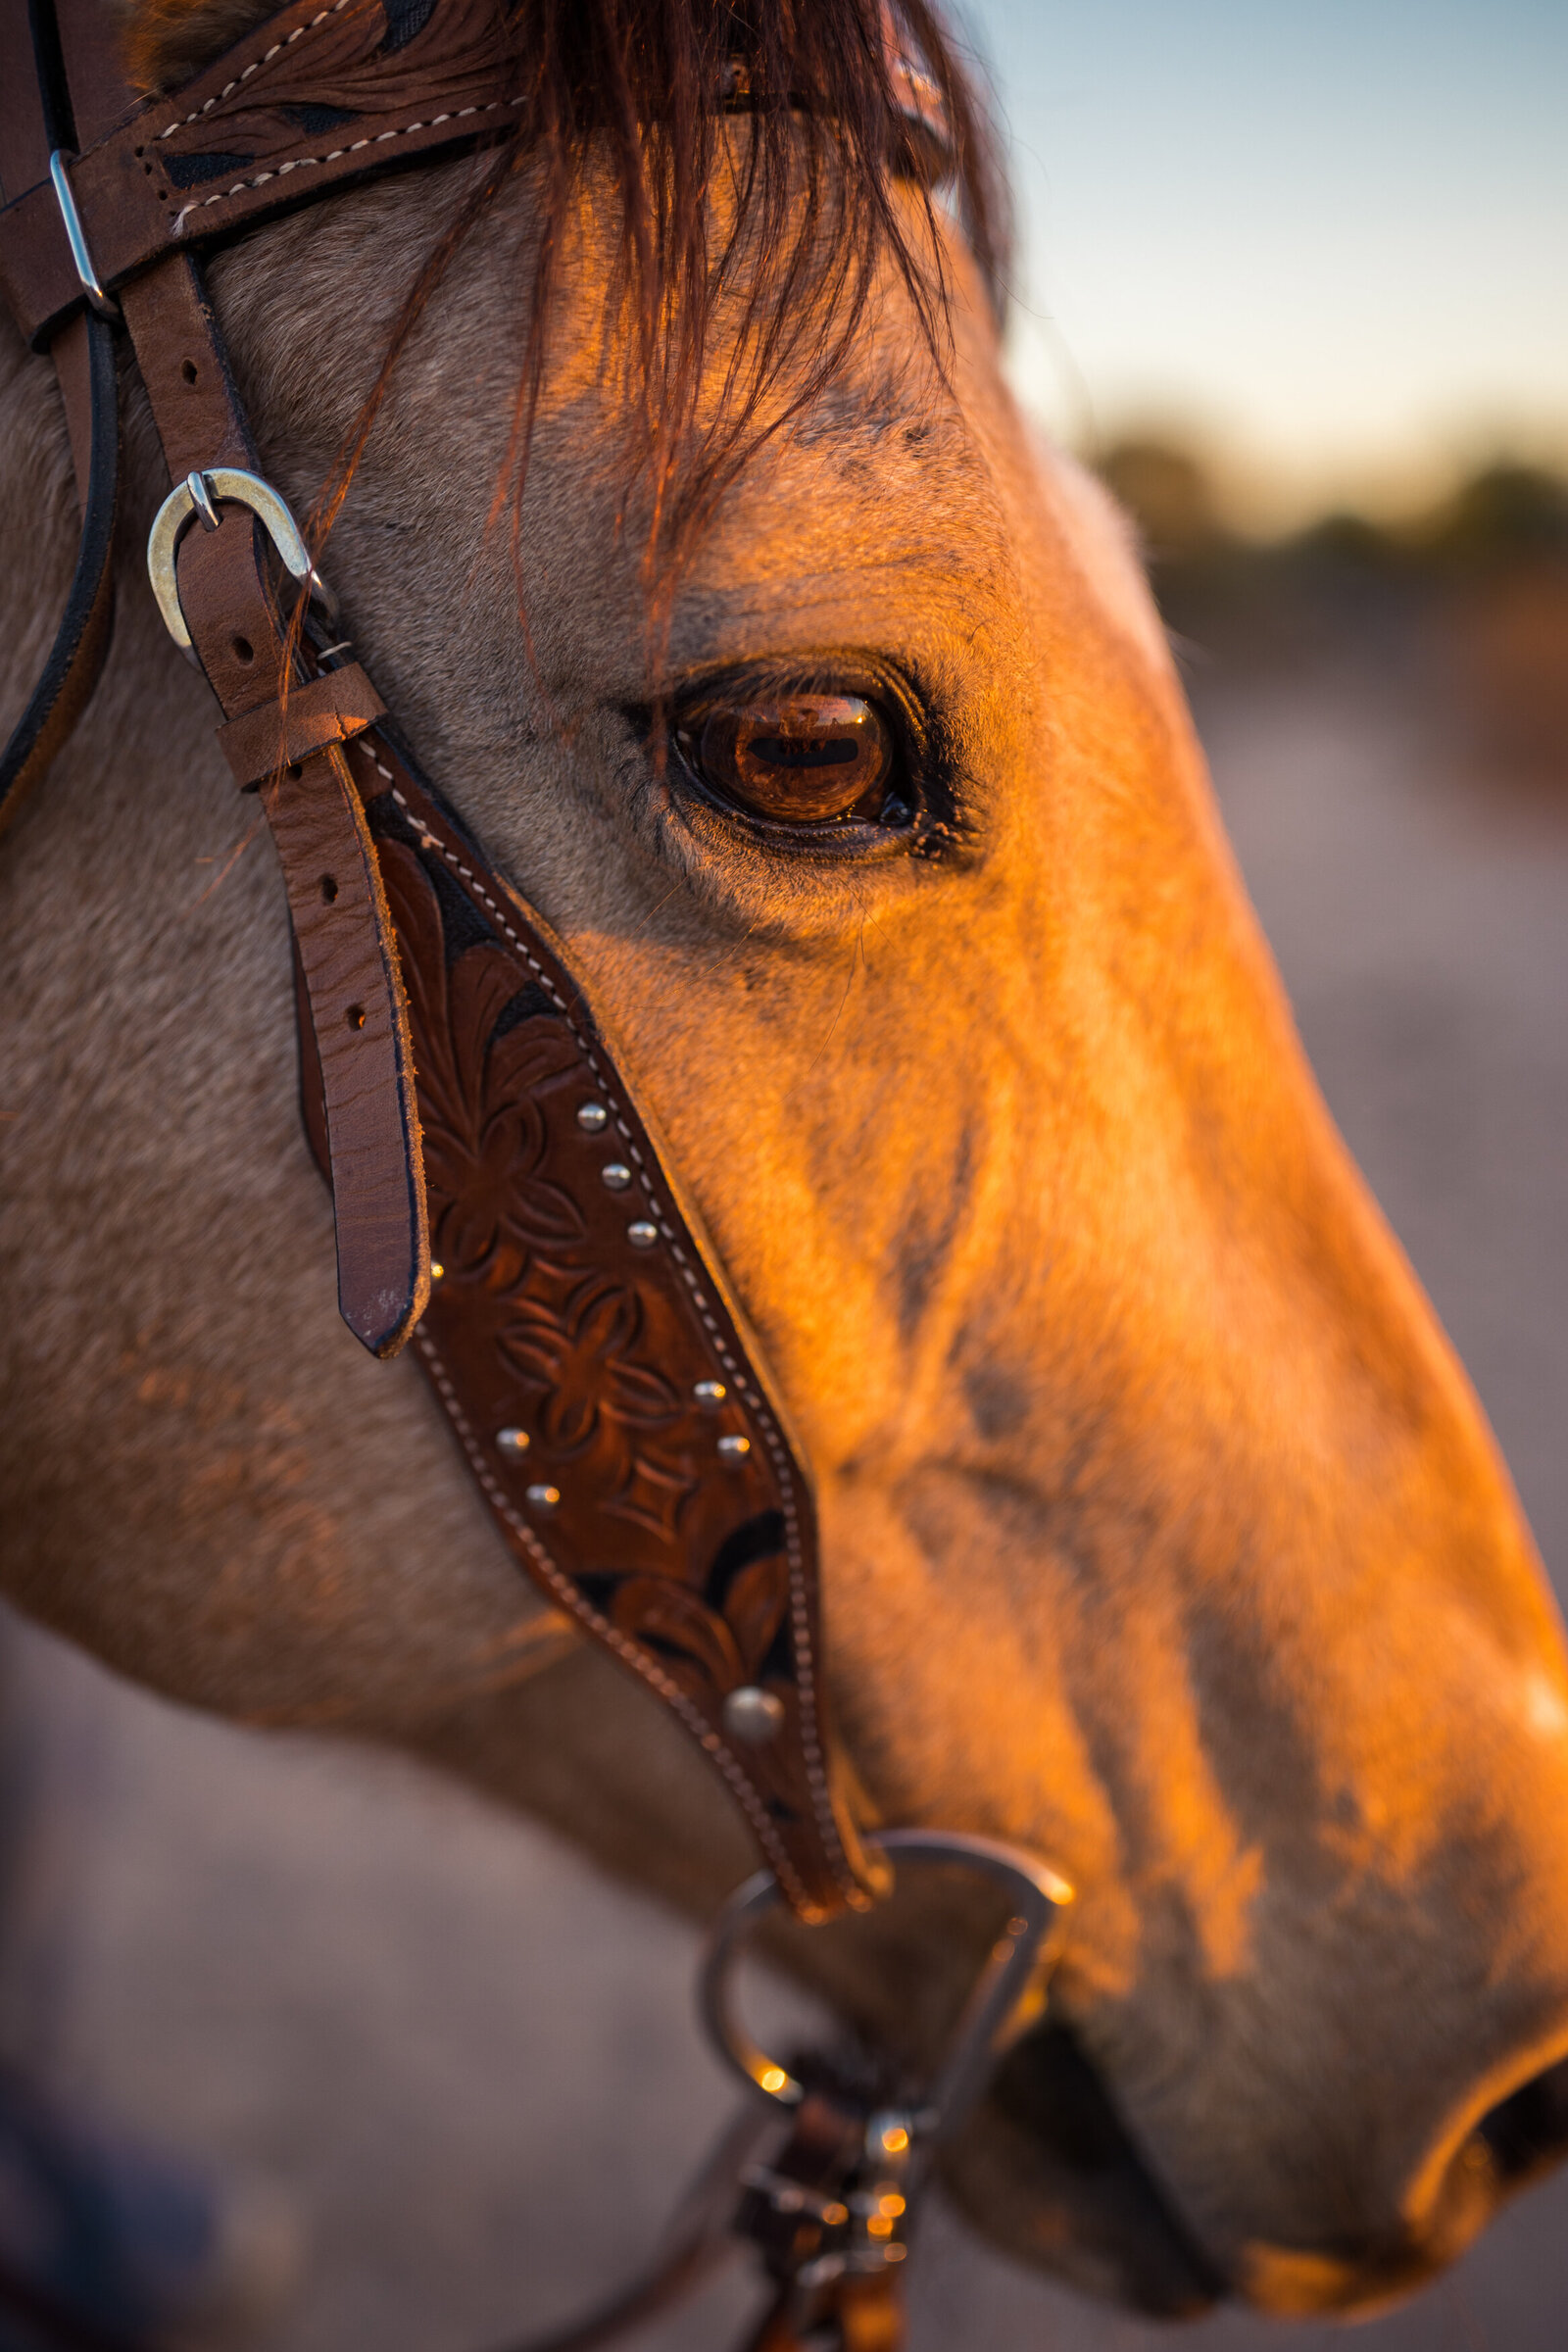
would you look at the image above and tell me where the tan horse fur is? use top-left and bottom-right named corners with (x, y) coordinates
top-left (4, 5), bottom-right (1568, 2316)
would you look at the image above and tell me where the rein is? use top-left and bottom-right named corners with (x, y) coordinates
top-left (0, 3), bottom-right (1074, 2342)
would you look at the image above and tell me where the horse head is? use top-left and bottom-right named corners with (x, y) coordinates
top-left (2, 0), bottom-right (1567, 2325)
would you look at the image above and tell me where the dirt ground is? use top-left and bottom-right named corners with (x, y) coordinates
top-left (4, 634), bottom-right (1566, 2351)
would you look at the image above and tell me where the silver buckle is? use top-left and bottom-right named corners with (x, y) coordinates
top-left (146, 466), bottom-right (335, 653)
top-left (48, 152), bottom-right (119, 321)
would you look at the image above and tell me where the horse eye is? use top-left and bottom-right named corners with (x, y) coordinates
top-left (678, 694), bottom-right (897, 824)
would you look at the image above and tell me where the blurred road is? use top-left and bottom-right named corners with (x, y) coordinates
top-left (4, 643), bottom-right (1566, 2351)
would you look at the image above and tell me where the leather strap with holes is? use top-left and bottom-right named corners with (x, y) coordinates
top-left (4, 0), bottom-right (430, 1348)
top-left (116, 249), bottom-right (430, 1356)
top-left (216, 661), bottom-right (384, 787)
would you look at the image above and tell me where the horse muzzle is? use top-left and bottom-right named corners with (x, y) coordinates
top-left (950, 2012), bottom-right (1568, 2321)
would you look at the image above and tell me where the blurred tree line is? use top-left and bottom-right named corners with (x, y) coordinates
top-left (1093, 440), bottom-right (1568, 785)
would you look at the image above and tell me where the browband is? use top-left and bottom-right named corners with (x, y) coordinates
top-left (0, 0), bottom-right (915, 1918)
top-left (0, 0), bottom-right (956, 352)
top-left (0, 0), bottom-right (526, 348)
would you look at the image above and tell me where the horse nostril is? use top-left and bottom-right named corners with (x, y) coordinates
top-left (1475, 2053), bottom-right (1568, 2191)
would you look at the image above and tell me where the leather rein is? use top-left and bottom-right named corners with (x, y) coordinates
top-left (0, 3), bottom-right (1073, 2344)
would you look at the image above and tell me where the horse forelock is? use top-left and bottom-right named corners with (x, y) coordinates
top-left (119, 0), bottom-right (1010, 632)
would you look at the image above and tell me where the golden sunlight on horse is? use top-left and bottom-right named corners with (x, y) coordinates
top-left (2, 0), bottom-right (1567, 2337)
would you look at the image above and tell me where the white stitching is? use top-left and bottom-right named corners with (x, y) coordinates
top-left (362, 741), bottom-right (859, 1907)
top-left (167, 98), bottom-right (518, 228)
top-left (168, 99), bottom-right (522, 235)
top-left (414, 1327), bottom-right (815, 1916)
top-left (156, 0), bottom-right (355, 136)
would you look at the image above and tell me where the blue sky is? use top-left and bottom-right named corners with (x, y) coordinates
top-left (959, 0), bottom-right (1568, 521)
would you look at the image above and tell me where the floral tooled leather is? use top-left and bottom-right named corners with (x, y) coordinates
top-left (313, 732), bottom-right (876, 1921)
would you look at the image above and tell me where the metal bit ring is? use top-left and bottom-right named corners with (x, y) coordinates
top-left (699, 1829), bottom-right (1073, 2139)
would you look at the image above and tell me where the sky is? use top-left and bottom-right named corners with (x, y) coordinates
top-left (958, 0), bottom-right (1568, 526)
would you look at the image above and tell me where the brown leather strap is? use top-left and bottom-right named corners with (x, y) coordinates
top-left (0, 0), bottom-right (950, 352)
top-left (0, 0), bottom-right (522, 347)
top-left (117, 252), bottom-right (429, 1356)
top-left (735, 2089), bottom-right (908, 2351)
top-left (0, 0), bottom-right (101, 496)
top-left (216, 659), bottom-right (385, 788)
top-left (264, 741), bottom-right (427, 1354)
top-left (52, 0), bottom-right (144, 147)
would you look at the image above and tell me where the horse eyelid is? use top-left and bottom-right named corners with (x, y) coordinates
top-left (621, 665), bottom-right (966, 858)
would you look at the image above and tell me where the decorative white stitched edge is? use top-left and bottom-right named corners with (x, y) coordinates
top-left (359, 739), bottom-right (860, 1906)
top-left (414, 1324), bottom-right (813, 1915)
top-left (156, 0), bottom-right (356, 137)
top-left (169, 98), bottom-right (522, 236)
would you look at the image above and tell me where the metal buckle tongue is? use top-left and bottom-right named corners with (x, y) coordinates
top-left (146, 466), bottom-right (337, 655)
top-left (701, 1831), bottom-right (1073, 2324)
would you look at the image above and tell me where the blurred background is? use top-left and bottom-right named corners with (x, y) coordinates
top-left (979, 0), bottom-right (1568, 813)
top-left (3, 4), bottom-right (1566, 2348)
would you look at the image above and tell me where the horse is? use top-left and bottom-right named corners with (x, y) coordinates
top-left (3, 0), bottom-right (1568, 2333)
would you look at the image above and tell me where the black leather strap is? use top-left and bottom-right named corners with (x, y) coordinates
top-left (0, 306), bottom-right (118, 828)
top-left (0, 0), bottom-right (120, 832)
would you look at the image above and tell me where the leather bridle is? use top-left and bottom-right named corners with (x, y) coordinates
top-left (0, 3), bottom-right (1073, 2344)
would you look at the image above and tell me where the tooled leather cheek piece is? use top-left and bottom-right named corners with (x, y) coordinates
top-left (0, 0), bottom-right (937, 1918)
top-left (294, 729), bottom-right (880, 1921)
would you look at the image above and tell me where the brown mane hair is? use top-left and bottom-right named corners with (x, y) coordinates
top-left (233, 0), bottom-right (1012, 637)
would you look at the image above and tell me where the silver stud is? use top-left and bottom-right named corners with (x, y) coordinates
top-left (717, 1434), bottom-right (751, 1465)
top-left (576, 1102), bottom-right (609, 1132)
top-left (694, 1380), bottom-right (726, 1409)
top-left (627, 1221), bottom-right (658, 1250)
top-left (496, 1427), bottom-right (530, 1457)
top-left (525, 1483), bottom-right (561, 1510)
top-left (723, 1685), bottom-right (785, 1745)
top-left (601, 1162), bottom-right (632, 1191)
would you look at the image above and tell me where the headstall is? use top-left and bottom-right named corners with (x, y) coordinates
top-left (0, 3), bottom-right (1073, 2344)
